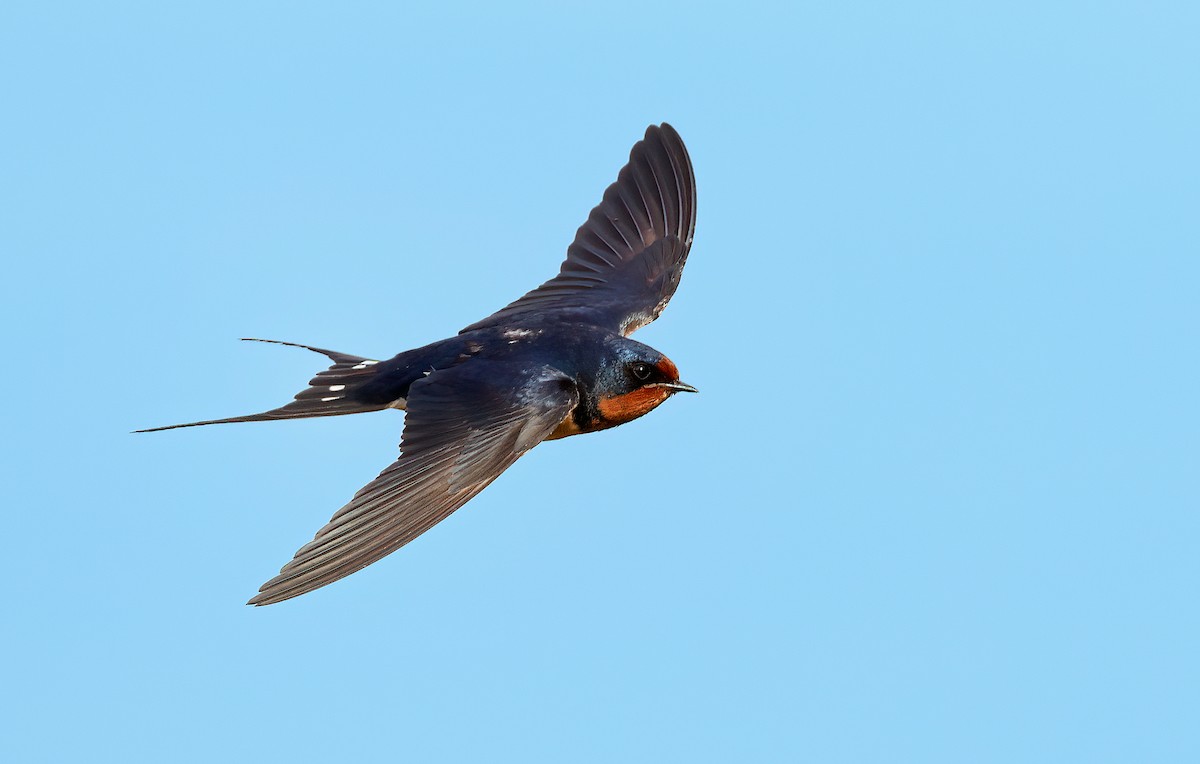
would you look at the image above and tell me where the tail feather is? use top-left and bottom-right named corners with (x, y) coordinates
top-left (135, 338), bottom-right (391, 433)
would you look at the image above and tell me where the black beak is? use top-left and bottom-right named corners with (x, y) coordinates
top-left (661, 381), bottom-right (699, 394)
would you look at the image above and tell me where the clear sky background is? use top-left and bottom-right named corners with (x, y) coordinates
top-left (3, 2), bottom-right (1197, 762)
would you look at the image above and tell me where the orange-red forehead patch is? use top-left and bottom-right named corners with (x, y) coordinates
top-left (596, 386), bottom-right (673, 425)
top-left (655, 356), bottom-right (679, 381)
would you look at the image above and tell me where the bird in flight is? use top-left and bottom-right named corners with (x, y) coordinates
top-left (140, 124), bottom-right (698, 605)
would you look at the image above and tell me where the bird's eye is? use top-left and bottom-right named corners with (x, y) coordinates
top-left (630, 362), bottom-right (653, 381)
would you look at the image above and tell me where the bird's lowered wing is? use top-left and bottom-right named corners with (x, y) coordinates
top-left (462, 123), bottom-right (696, 337)
top-left (249, 362), bottom-right (579, 605)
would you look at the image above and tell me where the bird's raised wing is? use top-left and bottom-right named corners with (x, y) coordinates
top-left (248, 362), bottom-right (578, 605)
top-left (462, 123), bottom-right (696, 337)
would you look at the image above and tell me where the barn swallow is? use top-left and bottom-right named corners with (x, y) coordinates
top-left (139, 123), bottom-right (697, 605)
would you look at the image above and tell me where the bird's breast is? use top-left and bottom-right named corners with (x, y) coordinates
top-left (545, 386), bottom-right (671, 439)
top-left (546, 411), bottom-right (585, 440)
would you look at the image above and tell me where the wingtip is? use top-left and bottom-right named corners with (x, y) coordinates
top-left (649, 121), bottom-right (681, 140)
top-left (247, 582), bottom-right (297, 607)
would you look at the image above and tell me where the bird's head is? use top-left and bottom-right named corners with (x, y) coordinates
top-left (592, 337), bottom-right (697, 426)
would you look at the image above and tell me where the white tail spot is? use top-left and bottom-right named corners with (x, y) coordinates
top-left (321, 396), bottom-right (341, 402)
top-left (329, 385), bottom-right (346, 392)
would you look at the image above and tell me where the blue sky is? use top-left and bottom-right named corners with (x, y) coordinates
top-left (3, 2), bottom-right (1197, 761)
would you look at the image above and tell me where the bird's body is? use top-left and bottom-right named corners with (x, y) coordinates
top-left (322, 322), bottom-right (690, 434)
top-left (141, 124), bottom-right (698, 605)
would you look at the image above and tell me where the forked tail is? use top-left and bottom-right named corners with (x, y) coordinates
top-left (135, 338), bottom-right (391, 433)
